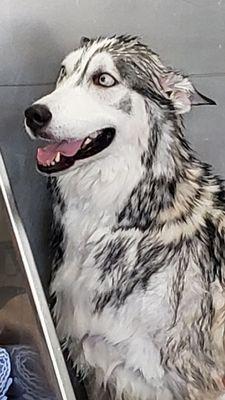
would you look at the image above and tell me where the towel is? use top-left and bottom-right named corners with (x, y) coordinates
top-left (0, 347), bottom-right (13, 400)
top-left (0, 345), bottom-right (57, 399)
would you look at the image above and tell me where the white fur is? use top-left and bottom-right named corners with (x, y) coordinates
top-left (44, 49), bottom-right (169, 398)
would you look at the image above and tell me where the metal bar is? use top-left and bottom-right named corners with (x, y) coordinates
top-left (0, 151), bottom-right (76, 400)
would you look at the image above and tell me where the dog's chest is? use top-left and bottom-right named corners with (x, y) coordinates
top-left (51, 192), bottom-right (116, 335)
top-left (52, 201), bottom-right (172, 341)
top-left (52, 186), bottom-right (221, 397)
top-left (52, 204), bottom-right (175, 393)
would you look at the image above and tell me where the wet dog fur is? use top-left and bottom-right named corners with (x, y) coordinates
top-left (25, 36), bottom-right (225, 400)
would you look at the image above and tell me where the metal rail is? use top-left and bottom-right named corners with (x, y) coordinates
top-left (0, 151), bottom-right (76, 400)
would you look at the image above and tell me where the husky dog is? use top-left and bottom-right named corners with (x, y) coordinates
top-left (25, 36), bottom-right (225, 400)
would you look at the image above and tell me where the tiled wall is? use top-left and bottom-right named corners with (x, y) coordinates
top-left (0, 0), bottom-right (225, 287)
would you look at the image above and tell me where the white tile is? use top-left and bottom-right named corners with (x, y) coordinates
top-left (0, 85), bottom-right (53, 287)
top-left (185, 76), bottom-right (225, 177)
top-left (0, 0), bottom-right (225, 84)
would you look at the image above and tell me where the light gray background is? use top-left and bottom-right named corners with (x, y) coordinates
top-left (0, 0), bottom-right (225, 287)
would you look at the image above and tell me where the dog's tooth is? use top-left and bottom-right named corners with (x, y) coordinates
top-left (84, 137), bottom-right (92, 146)
top-left (51, 161), bottom-right (55, 166)
top-left (55, 152), bottom-right (60, 163)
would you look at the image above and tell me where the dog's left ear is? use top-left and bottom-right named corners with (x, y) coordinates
top-left (80, 36), bottom-right (90, 46)
top-left (161, 72), bottom-right (216, 114)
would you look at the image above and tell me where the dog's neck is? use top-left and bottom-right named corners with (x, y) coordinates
top-left (56, 144), bottom-right (145, 244)
top-left (117, 113), bottom-right (218, 233)
top-left (55, 111), bottom-right (210, 239)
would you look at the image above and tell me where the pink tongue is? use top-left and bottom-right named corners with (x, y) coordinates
top-left (37, 139), bottom-right (84, 165)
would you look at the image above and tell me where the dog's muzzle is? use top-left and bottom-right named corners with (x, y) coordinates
top-left (24, 104), bottom-right (116, 175)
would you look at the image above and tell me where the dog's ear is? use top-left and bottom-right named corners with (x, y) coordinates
top-left (191, 88), bottom-right (216, 107)
top-left (80, 36), bottom-right (90, 46)
top-left (161, 72), bottom-right (216, 114)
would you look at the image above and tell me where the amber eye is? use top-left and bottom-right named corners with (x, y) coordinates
top-left (93, 73), bottom-right (117, 87)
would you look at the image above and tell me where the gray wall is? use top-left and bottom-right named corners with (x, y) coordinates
top-left (0, 0), bottom-right (225, 287)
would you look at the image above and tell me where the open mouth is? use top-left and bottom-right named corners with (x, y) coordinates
top-left (36, 127), bottom-right (115, 174)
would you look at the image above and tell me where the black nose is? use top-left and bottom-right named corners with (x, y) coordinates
top-left (25, 104), bottom-right (52, 133)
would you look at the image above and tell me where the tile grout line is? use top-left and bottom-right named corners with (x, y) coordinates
top-left (189, 72), bottom-right (225, 78)
top-left (0, 72), bottom-right (225, 88)
top-left (0, 83), bottom-right (55, 87)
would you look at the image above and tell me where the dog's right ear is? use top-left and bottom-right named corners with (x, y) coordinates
top-left (80, 36), bottom-right (90, 46)
top-left (160, 72), bottom-right (216, 114)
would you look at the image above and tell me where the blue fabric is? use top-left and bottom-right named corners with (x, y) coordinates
top-left (6, 345), bottom-right (56, 399)
top-left (0, 345), bottom-right (57, 399)
top-left (0, 347), bottom-right (13, 400)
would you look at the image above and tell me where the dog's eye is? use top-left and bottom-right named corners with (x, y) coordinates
top-left (93, 73), bottom-right (117, 88)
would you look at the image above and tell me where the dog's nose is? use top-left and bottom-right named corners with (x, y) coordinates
top-left (25, 104), bottom-right (52, 133)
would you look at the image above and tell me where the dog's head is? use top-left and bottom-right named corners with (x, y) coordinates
top-left (24, 35), bottom-right (215, 176)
